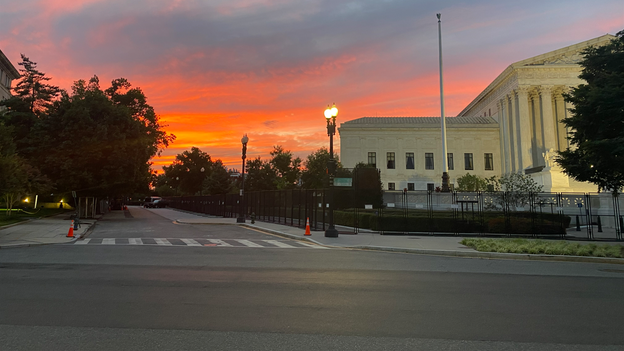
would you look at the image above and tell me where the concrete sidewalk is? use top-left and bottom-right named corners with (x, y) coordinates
top-left (0, 213), bottom-right (96, 249)
top-left (156, 207), bottom-right (624, 264)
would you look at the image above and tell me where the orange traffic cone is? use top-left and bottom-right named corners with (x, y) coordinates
top-left (67, 220), bottom-right (74, 238)
top-left (304, 217), bottom-right (311, 236)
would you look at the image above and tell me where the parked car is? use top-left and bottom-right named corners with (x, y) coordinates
top-left (143, 196), bottom-right (162, 208)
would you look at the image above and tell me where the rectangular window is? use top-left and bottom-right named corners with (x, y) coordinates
top-left (406, 152), bottom-right (414, 169)
top-left (447, 153), bottom-right (454, 170)
top-left (427, 183), bottom-right (434, 191)
top-left (367, 152), bottom-right (376, 167)
top-left (388, 182), bottom-right (395, 190)
top-left (484, 153), bottom-right (494, 170)
top-left (464, 153), bottom-right (474, 170)
top-left (425, 153), bottom-right (434, 170)
top-left (387, 152), bottom-right (395, 169)
top-left (407, 183), bottom-right (415, 191)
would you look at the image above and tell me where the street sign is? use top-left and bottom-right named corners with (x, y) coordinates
top-left (577, 203), bottom-right (583, 208)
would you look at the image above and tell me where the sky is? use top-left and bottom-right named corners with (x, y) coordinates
top-left (1, 0), bottom-right (622, 171)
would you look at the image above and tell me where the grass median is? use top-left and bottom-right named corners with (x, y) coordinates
top-left (461, 238), bottom-right (624, 258)
top-left (0, 208), bottom-right (69, 227)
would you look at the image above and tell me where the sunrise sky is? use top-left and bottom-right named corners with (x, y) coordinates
top-left (1, 0), bottom-right (622, 171)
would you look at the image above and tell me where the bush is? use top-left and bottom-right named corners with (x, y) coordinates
top-left (461, 238), bottom-right (624, 258)
top-left (487, 217), bottom-right (566, 234)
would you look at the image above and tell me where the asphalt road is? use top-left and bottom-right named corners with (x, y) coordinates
top-left (1, 207), bottom-right (623, 350)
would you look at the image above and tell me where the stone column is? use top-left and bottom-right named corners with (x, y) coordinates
top-left (508, 93), bottom-right (518, 172)
top-left (539, 85), bottom-right (557, 151)
top-left (497, 100), bottom-right (509, 173)
top-left (554, 87), bottom-right (568, 150)
top-left (516, 86), bottom-right (533, 170)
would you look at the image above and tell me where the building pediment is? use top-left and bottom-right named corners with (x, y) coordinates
top-left (512, 34), bottom-right (615, 68)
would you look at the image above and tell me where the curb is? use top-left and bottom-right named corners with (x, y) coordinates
top-left (240, 224), bottom-right (326, 246)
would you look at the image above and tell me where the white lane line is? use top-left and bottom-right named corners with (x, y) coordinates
top-left (128, 238), bottom-right (143, 245)
top-left (154, 238), bottom-right (172, 246)
top-left (74, 239), bottom-right (91, 245)
top-left (235, 239), bottom-right (264, 248)
top-left (181, 239), bottom-right (201, 246)
top-left (207, 239), bottom-right (233, 247)
top-left (262, 240), bottom-right (296, 248)
top-left (102, 238), bottom-right (115, 245)
top-left (297, 242), bottom-right (329, 249)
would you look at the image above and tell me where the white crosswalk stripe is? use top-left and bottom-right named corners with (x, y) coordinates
top-left (208, 239), bottom-right (233, 247)
top-left (70, 238), bottom-right (328, 249)
top-left (154, 238), bottom-right (172, 246)
top-left (234, 239), bottom-right (264, 248)
top-left (129, 238), bottom-right (143, 245)
top-left (262, 240), bottom-right (296, 248)
top-left (181, 239), bottom-right (201, 246)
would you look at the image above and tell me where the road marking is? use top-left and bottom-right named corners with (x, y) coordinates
top-left (154, 238), bottom-right (172, 246)
top-left (235, 239), bottom-right (264, 248)
top-left (297, 242), bottom-right (329, 249)
top-left (262, 240), bottom-right (296, 248)
top-left (74, 239), bottom-right (91, 245)
top-left (102, 238), bottom-right (115, 245)
top-left (181, 239), bottom-right (201, 246)
top-left (129, 238), bottom-right (143, 245)
top-left (207, 239), bottom-right (232, 247)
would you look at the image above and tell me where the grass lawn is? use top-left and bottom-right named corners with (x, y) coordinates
top-left (0, 208), bottom-right (70, 227)
top-left (461, 238), bottom-right (624, 258)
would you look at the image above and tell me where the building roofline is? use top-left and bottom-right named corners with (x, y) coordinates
top-left (0, 49), bottom-right (20, 79)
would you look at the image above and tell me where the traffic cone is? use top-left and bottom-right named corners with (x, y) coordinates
top-left (304, 217), bottom-right (311, 236)
top-left (67, 220), bottom-right (74, 238)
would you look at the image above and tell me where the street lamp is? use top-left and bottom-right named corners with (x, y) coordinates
top-left (200, 167), bottom-right (205, 196)
top-left (324, 103), bottom-right (339, 238)
top-left (237, 134), bottom-right (249, 223)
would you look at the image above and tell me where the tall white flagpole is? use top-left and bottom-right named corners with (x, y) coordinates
top-left (437, 13), bottom-right (450, 192)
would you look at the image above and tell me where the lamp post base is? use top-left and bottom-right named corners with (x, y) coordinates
top-left (441, 171), bottom-right (451, 192)
top-left (324, 226), bottom-right (339, 237)
top-left (236, 217), bottom-right (245, 223)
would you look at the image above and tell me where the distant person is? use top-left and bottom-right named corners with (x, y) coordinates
top-left (59, 202), bottom-right (63, 209)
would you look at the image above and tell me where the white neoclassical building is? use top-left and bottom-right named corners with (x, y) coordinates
top-left (0, 49), bottom-right (20, 106)
top-left (339, 34), bottom-right (615, 193)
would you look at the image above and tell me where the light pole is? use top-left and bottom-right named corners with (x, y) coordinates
top-left (324, 104), bottom-right (339, 238)
top-left (237, 134), bottom-right (249, 223)
top-left (437, 13), bottom-right (450, 192)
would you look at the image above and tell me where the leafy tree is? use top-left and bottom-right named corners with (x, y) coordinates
top-left (163, 147), bottom-right (212, 195)
top-left (456, 173), bottom-right (488, 192)
top-left (245, 157), bottom-right (277, 191)
top-left (203, 160), bottom-right (234, 195)
top-left (300, 147), bottom-right (340, 189)
top-left (11, 54), bottom-right (61, 116)
top-left (556, 30), bottom-right (624, 193)
top-left (270, 145), bottom-right (301, 189)
top-left (485, 172), bottom-right (543, 210)
top-left (352, 162), bottom-right (383, 208)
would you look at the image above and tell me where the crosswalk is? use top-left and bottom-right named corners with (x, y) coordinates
top-left (72, 238), bottom-right (328, 249)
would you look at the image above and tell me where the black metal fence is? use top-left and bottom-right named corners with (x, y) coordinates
top-left (165, 190), bottom-right (624, 240)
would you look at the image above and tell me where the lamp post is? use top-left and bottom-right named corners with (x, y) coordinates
top-left (199, 167), bottom-right (205, 196)
top-left (324, 104), bottom-right (339, 238)
top-left (237, 134), bottom-right (249, 223)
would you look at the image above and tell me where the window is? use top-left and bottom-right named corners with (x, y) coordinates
top-left (406, 152), bottom-right (414, 169)
top-left (484, 153), bottom-right (494, 171)
top-left (407, 183), bottom-right (415, 191)
top-left (367, 152), bottom-right (376, 167)
top-left (427, 183), bottom-right (434, 191)
top-left (425, 153), bottom-right (434, 170)
top-left (387, 152), bottom-right (395, 169)
top-left (464, 153), bottom-right (474, 170)
top-left (447, 153), bottom-right (454, 170)
top-left (388, 182), bottom-right (395, 190)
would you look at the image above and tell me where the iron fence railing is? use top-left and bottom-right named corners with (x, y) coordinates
top-left (165, 190), bottom-right (624, 240)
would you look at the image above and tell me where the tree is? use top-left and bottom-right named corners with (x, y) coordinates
top-left (11, 54), bottom-right (61, 116)
top-left (245, 157), bottom-right (277, 192)
top-left (556, 30), bottom-right (624, 193)
top-left (485, 172), bottom-right (543, 210)
top-left (163, 147), bottom-right (213, 195)
top-left (456, 173), bottom-right (488, 192)
top-left (270, 145), bottom-right (301, 189)
top-left (300, 147), bottom-right (340, 189)
top-left (203, 160), bottom-right (234, 195)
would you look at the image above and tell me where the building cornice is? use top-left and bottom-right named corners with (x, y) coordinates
top-left (0, 49), bottom-right (20, 79)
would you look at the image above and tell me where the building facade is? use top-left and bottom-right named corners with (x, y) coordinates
top-left (0, 49), bottom-right (20, 107)
top-left (339, 34), bottom-right (615, 193)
